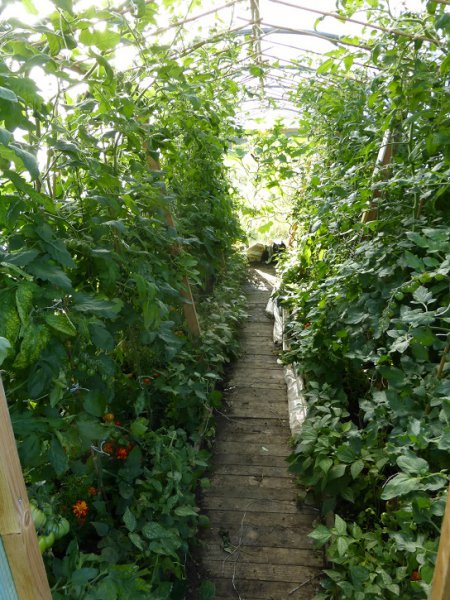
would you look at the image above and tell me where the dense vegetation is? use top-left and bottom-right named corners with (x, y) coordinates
top-left (271, 1), bottom-right (450, 598)
top-left (1, 0), bottom-right (449, 598)
top-left (0, 1), bottom-right (245, 597)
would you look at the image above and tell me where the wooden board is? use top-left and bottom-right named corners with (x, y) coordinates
top-left (202, 543), bottom-right (323, 567)
top-left (0, 378), bottom-right (51, 600)
top-left (212, 576), bottom-right (321, 599)
top-left (213, 440), bottom-right (291, 457)
top-left (204, 521), bottom-right (317, 550)
top-left (430, 484), bottom-right (450, 600)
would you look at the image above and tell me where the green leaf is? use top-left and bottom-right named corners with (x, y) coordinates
top-left (28, 260), bottom-right (72, 289)
top-left (71, 568), bottom-right (99, 586)
top-left (308, 524), bottom-right (331, 546)
top-left (72, 293), bottom-right (122, 318)
top-left (381, 473), bottom-right (419, 500)
top-left (128, 532), bottom-right (144, 550)
top-left (44, 312), bottom-right (77, 336)
top-left (0, 127), bottom-right (12, 146)
top-left (54, 0), bottom-right (73, 13)
top-left (397, 453), bottom-right (429, 476)
top-left (199, 581), bottom-right (215, 600)
top-left (130, 418), bottom-right (148, 438)
top-left (403, 251), bottom-right (423, 272)
top-left (350, 459), bottom-right (364, 479)
top-left (441, 53), bottom-right (450, 75)
top-left (6, 249), bottom-right (40, 267)
top-left (334, 514), bottom-right (347, 535)
top-left (412, 286), bottom-right (433, 305)
top-left (79, 29), bottom-right (121, 52)
top-left (0, 337), bottom-right (11, 366)
top-left (336, 536), bottom-right (349, 557)
top-left (379, 366), bottom-right (406, 388)
top-left (174, 505), bottom-right (198, 517)
top-left (10, 145), bottom-right (39, 180)
top-left (83, 390), bottom-right (106, 418)
top-left (319, 457), bottom-right (333, 473)
top-left (123, 507), bottom-right (136, 532)
top-left (0, 87), bottom-right (18, 103)
top-left (77, 418), bottom-right (105, 446)
top-left (21, 0), bottom-right (38, 14)
top-left (329, 463), bottom-right (346, 480)
top-left (89, 323), bottom-right (114, 351)
top-left (48, 437), bottom-right (69, 476)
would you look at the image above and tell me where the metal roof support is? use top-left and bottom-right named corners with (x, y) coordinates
top-left (250, 0), bottom-right (265, 93)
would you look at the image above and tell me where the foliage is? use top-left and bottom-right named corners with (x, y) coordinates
top-left (273, 1), bottom-right (450, 598)
top-left (0, 0), bottom-right (246, 596)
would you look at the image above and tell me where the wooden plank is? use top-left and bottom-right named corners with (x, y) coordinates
top-left (241, 344), bottom-right (280, 356)
top-left (231, 367), bottom-right (285, 380)
top-left (212, 451), bottom-right (288, 468)
top-left (214, 430), bottom-right (290, 445)
top-left (203, 483), bottom-right (296, 502)
top-left (202, 543), bottom-right (323, 567)
top-left (210, 463), bottom-right (292, 478)
top-left (430, 484), bottom-right (450, 600)
top-left (212, 575), bottom-right (322, 599)
top-left (213, 441), bottom-right (291, 457)
top-left (226, 387), bottom-right (287, 401)
top-left (0, 378), bottom-right (52, 600)
top-left (204, 506), bottom-right (319, 528)
top-left (203, 521), bottom-right (317, 549)
top-left (240, 330), bottom-right (274, 340)
top-left (203, 560), bottom-right (321, 584)
top-left (222, 404), bottom-right (288, 419)
top-left (207, 474), bottom-right (296, 491)
top-left (203, 496), bottom-right (299, 514)
top-left (214, 417), bottom-right (289, 435)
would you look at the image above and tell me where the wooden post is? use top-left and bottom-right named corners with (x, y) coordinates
top-left (146, 154), bottom-right (201, 337)
top-left (430, 485), bottom-right (450, 600)
top-left (0, 377), bottom-right (52, 600)
top-left (361, 129), bottom-right (393, 224)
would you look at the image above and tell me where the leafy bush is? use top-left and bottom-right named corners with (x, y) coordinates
top-left (275, 2), bottom-right (450, 598)
top-left (0, 1), bottom-right (246, 596)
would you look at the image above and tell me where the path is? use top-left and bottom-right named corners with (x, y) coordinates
top-left (199, 266), bottom-right (323, 600)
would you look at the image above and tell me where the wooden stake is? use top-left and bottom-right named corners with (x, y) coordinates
top-left (0, 377), bottom-right (51, 600)
top-left (146, 155), bottom-right (201, 337)
top-left (361, 129), bottom-right (393, 224)
top-left (430, 485), bottom-right (450, 600)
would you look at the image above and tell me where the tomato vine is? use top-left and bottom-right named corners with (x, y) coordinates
top-left (0, 1), bottom-right (246, 597)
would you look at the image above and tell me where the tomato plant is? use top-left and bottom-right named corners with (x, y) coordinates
top-left (0, 0), bottom-right (247, 597)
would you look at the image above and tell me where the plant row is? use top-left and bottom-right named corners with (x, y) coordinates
top-left (274, 2), bottom-right (449, 598)
top-left (0, 1), bottom-right (246, 597)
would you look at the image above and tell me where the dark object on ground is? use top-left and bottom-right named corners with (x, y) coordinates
top-left (262, 241), bottom-right (286, 264)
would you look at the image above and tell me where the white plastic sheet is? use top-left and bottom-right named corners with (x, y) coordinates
top-left (266, 289), bottom-right (308, 437)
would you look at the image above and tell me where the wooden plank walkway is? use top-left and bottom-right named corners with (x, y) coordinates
top-left (199, 266), bottom-right (323, 600)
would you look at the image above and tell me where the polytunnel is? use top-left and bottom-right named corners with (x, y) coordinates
top-left (0, 0), bottom-right (449, 598)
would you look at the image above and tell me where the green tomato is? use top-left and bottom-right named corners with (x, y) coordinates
top-left (419, 273), bottom-right (431, 283)
top-left (38, 532), bottom-right (55, 553)
top-left (38, 536), bottom-right (47, 554)
top-left (44, 532), bottom-right (55, 549)
top-left (394, 291), bottom-right (404, 301)
top-left (30, 505), bottom-right (47, 530)
top-left (46, 516), bottom-right (70, 539)
top-left (55, 517), bottom-right (70, 539)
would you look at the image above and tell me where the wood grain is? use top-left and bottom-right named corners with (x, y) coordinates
top-left (199, 266), bottom-right (322, 598)
top-left (0, 377), bottom-right (51, 600)
top-left (430, 484), bottom-right (450, 600)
